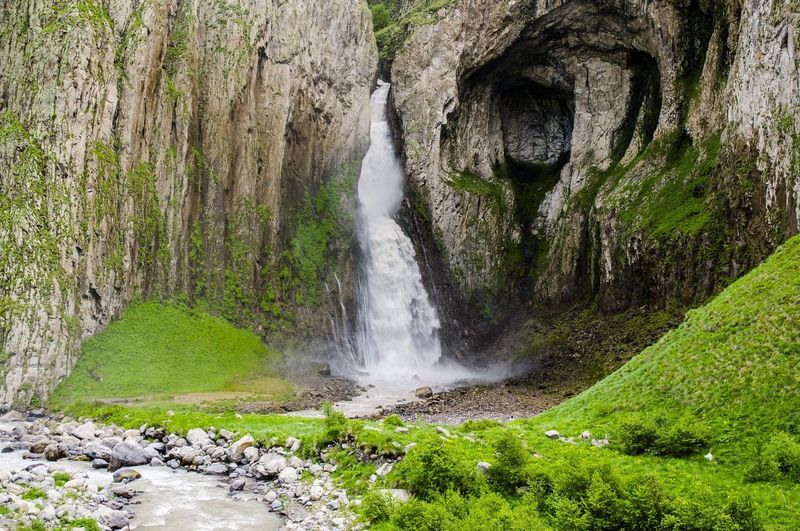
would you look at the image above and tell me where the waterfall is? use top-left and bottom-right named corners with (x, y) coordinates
top-left (354, 81), bottom-right (442, 376)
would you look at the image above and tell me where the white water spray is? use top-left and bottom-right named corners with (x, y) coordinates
top-left (355, 82), bottom-right (442, 377)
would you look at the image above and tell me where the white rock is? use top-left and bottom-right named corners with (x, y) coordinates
top-left (265, 490), bottom-right (278, 503)
top-left (580, 430), bottom-right (592, 440)
top-left (476, 461), bottom-right (491, 474)
top-left (435, 426), bottom-right (451, 437)
top-left (243, 446), bottom-right (260, 463)
top-left (544, 430), bottom-right (560, 439)
top-left (704, 452), bottom-right (714, 461)
top-left (309, 484), bottom-right (324, 501)
top-left (186, 428), bottom-right (211, 446)
top-left (71, 421), bottom-right (98, 440)
top-left (227, 434), bottom-right (255, 462)
top-left (278, 466), bottom-right (299, 483)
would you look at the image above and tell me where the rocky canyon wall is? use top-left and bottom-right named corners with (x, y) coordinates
top-left (391, 0), bottom-right (799, 346)
top-left (0, 0), bottom-right (377, 405)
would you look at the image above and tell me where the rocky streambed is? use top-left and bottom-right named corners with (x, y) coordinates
top-left (0, 411), bottom-right (361, 530)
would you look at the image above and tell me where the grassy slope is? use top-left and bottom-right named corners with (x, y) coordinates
top-left (534, 234), bottom-right (800, 460)
top-left (51, 301), bottom-right (292, 405)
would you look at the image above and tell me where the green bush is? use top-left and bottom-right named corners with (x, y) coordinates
top-left (391, 498), bottom-right (454, 530)
top-left (619, 417), bottom-right (660, 455)
top-left (383, 414), bottom-right (405, 427)
top-left (320, 401), bottom-right (349, 445)
top-left (370, 3), bottom-right (391, 31)
top-left (745, 432), bottom-right (800, 483)
top-left (53, 471), bottom-right (71, 487)
top-left (618, 414), bottom-right (709, 457)
top-left (22, 487), bottom-right (46, 500)
top-left (488, 431), bottom-right (531, 494)
top-left (395, 440), bottom-right (483, 500)
top-left (362, 490), bottom-right (397, 524)
top-left (657, 415), bottom-right (710, 456)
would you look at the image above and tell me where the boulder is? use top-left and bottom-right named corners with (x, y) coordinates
top-left (476, 462), bottom-right (491, 474)
top-left (580, 431), bottom-right (592, 440)
top-left (435, 426), bottom-right (451, 437)
top-left (112, 469), bottom-right (142, 483)
top-left (70, 422), bottom-right (98, 440)
top-left (415, 386), bottom-right (433, 399)
top-left (229, 478), bottom-right (246, 491)
top-left (591, 438), bottom-right (609, 448)
top-left (544, 430), bottom-right (560, 439)
top-left (278, 466), bottom-right (298, 483)
top-left (93, 505), bottom-right (129, 529)
top-left (309, 484), bottom-right (324, 501)
top-left (110, 483), bottom-right (136, 499)
top-left (109, 442), bottom-right (149, 472)
top-left (204, 463), bottom-right (229, 475)
top-left (257, 454), bottom-right (287, 477)
top-left (91, 459), bottom-right (109, 469)
top-left (44, 443), bottom-right (65, 461)
top-left (83, 442), bottom-right (113, 461)
top-left (227, 435), bottom-right (255, 462)
top-left (243, 446), bottom-right (259, 463)
top-left (286, 437), bottom-right (301, 453)
top-left (186, 428), bottom-right (211, 446)
top-left (219, 429), bottom-right (235, 442)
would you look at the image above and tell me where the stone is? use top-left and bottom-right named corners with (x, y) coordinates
top-left (44, 443), bottom-right (65, 461)
top-left (394, 426), bottom-right (409, 433)
top-left (204, 463), bottom-right (229, 475)
top-left (112, 469), bottom-right (142, 483)
top-left (288, 456), bottom-right (304, 469)
top-left (219, 429), bottom-right (234, 442)
top-left (580, 431), bottom-right (592, 440)
top-left (227, 435), bottom-right (255, 462)
top-left (265, 491), bottom-right (278, 503)
top-left (109, 442), bottom-right (149, 472)
top-left (83, 442), bottom-right (113, 461)
top-left (229, 478), bottom-right (246, 491)
top-left (309, 484), bottom-right (324, 501)
top-left (257, 454), bottom-right (288, 478)
top-left (545, 430), bottom-right (560, 439)
top-left (286, 437), bottom-right (301, 453)
top-left (435, 426), bottom-right (451, 437)
top-left (110, 483), bottom-right (136, 499)
top-left (415, 386), bottom-right (433, 399)
top-left (123, 429), bottom-right (141, 440)
top-left (1, 410), bottom-right (24, 422)
top-left (591, 439), bottom-right (609, 448)
top-left (476, 461), bottom-right (491, 474)
top-left (186, 428), bottom-right (211, 446)
top-left (70, 422), bottom-right (98, 440)
top-left (91, 459), bottom-right (109, 469)
top-left (150, 457), bottom-right (165, 467)
top-left (93, 505), bottom-right (129, 529)
top-left (704, 452), bottom-right (714, 462)
top-left (375, 463), bottom-right (392, 476)
top-left (278, 466), bottom-right (299, 483)
top-left (243, 446), bottom-right (259, 463)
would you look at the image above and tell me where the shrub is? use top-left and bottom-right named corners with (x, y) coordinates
top-left (395, 440), bottom-right (482, 500)
top-left (458, 493), bottom-right (515, 530)
top-left (370, 3), bottom-right (391, 31)
top-left (488, 431), bottom-right (531, 493)
top-left (383, 414), bottom-right (405, 427)
top-left (764, 432), bottom-right (800, 481)
top-left (362, 490), bottom-right (397, 523)
top-left (321, 401), bottom-right (349, 442)
top-left (619, 417), bottom-right (660, 455)
top-left (391, 498), bottom-right (454, 531)
top-left (656, 415), bottom-right (709, 456)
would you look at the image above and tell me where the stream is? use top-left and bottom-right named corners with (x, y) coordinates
top-left (0, 422), bottom-right (283, 530)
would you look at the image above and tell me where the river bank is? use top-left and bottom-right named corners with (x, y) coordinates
top-left (0, 410), bottom-right (362, 530)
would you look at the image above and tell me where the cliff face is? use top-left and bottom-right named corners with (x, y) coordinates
top-left (0, 0), bottom-right (377, 405)
top-left (391, 0), bottom-right (799, 344)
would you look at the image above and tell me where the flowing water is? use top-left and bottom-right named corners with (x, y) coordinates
top-left (354, 81), bottom-right (443, 377)
top-left (315, 82), bottom-right (488, 417)
top-left (0, 423), bottom-right (282, 530)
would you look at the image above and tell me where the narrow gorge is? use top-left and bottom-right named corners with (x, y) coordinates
top-left (1, 0), bottom-right (799, 530)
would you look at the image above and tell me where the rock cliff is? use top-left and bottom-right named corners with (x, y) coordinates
top-left (391, 0), bottom-right (799, 348)
top-left (0, 0), bottom-right (377, 405)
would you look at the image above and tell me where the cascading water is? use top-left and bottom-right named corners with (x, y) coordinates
top-left (354, 81), bottom-right (442, 377)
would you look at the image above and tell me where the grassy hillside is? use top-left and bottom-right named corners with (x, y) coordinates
top-left (51, 301), bottom-right (293, 406)
top-left (535, 234), bottom-right (800, 460)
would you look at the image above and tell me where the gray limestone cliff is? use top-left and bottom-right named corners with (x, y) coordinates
top-left (0, 0), bottom-right (377, 405)
top-left (390, 0), bottom-right (799, 347)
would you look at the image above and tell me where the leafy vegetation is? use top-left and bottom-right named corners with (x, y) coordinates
top-left (368, 0), bottom-right (458, 69)
top-left (51, 300), bottom-right (291, 405)
top-left (444, 170), bottom-right (507, 214)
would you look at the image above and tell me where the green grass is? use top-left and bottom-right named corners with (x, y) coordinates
top-left (534, 234), bottom-right (800, 462)
top-left (51, 301), bottom-right (291, 405)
